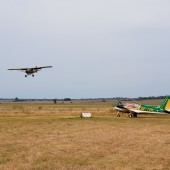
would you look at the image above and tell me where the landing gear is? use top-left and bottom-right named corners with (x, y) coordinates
top-left (134, 113), bottom-right (138, 117)
top-left (128, 113), bottom-right (138, 118)
top-left (117, 112), bottom-right (121, 117)
top-left (128, 113), bottom-right (133, 118)
top-left (25, 75), bottom-right (27, 77)
top-left (32, 74), bottom-right (34, 77)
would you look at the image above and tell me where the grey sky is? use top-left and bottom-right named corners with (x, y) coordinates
top-left (0, 0), bottom-right (170, 99)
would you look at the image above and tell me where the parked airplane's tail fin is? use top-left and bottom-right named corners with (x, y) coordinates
top-left (165, 98), bottom-right (170, 111)
top-left (160, 96), bottom-right (170, 110)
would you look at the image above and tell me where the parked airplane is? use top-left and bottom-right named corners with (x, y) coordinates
top-left (114, 96), bottom-right (170, 118)
top-left (128, 96), bottom-right (170, 117)
top-left (8, 66), bottom-right (52, 77)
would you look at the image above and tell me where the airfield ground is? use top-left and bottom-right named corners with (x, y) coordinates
top-left (0, 100), bottom-right (170, 170)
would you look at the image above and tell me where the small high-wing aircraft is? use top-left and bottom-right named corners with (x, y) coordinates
top-left (8, 66), bottom-right (52, 77)
top-left (114, 96), bottom-right (170, 118)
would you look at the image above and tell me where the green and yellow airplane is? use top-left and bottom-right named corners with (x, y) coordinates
top-left (128, 96), bottom-right (170, 118)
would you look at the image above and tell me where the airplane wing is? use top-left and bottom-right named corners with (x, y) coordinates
top-left (8, 68), bottom-right (28, 71)
top-left (31, 66), bottom-right (53, 70)
top-left (128, 108), bottom-right (168, 114)
top-left (8, 66), bottom-right (52, 71)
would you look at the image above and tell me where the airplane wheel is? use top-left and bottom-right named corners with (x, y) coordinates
top-left (25, 75), bottom-right (27, 77)
top-left (117, 113), bottom-right (121, 117)
top-left (134, 113), bottom-right (138, 117)
top-left (128, 113), bottom-right (133, 118)
top-left (32, 75), bottom-right (34, 77)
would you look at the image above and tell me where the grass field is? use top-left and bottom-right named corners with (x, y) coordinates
top-left (0, 100), bottom-right (170, 170)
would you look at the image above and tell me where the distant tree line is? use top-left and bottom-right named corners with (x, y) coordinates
top-left (0, 96), bottom-right (169, 101)
top-left (136, 96), bottom-right (167, 100)
top-left (113, 96), bottom-right (168, 101)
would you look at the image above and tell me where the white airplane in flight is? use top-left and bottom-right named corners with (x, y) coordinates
top-left (8, 66), bottom-right (52, 77)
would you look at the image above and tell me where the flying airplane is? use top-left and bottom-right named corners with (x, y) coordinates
top-left (114, 96), bottom-right (170, 118)
top-left (8, 66), bottom-right (52, 77)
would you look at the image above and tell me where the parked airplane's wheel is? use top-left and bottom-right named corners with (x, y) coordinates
top-left (128, 113), bottom-right (133, 118)
top-left (25, 75), bottom-right (27, 77)
top-left (32, 75), bottom-right (34, 77)
top-left (117, 113), bottom-right (121, 117)
top-left (134, 113), bottom-right (138, 117)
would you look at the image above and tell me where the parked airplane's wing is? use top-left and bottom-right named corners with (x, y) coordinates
top-left (128, 109), bottom-right (162, 114)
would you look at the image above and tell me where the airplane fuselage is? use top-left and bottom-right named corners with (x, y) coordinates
top-left (138, 105), bottom-right (163, 113)
top-left (25, 68), bottom-right (38, 75)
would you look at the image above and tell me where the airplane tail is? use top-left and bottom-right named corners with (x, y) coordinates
top-left (160, 96), bottom-right (170, 111)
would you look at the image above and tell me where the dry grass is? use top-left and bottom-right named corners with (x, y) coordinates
top-left (0, 100), bottom-right (114, 117)
top-left (0, 100), bottom-right (170, 170)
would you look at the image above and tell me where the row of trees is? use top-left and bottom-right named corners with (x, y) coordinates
top-left (0, 96), bottom-right (168, 103)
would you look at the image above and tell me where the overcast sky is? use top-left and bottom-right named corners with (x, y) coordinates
top-left (0, 0), bottom-right (170, 99)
